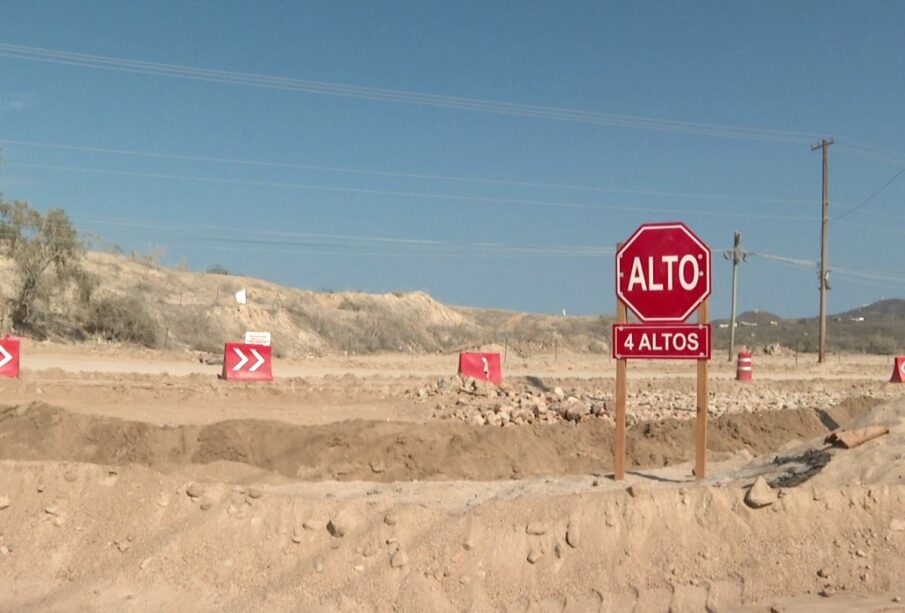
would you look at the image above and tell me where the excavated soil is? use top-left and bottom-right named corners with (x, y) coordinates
top-left (0, 396), bottom-right (882, 482)
top-left (3, 351), bottom-right (905, 612)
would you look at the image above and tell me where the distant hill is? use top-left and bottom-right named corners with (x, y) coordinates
top-left (711, 299), bottom-right (905, 355)
top-left (835, 299), bottom-right (905, 320)
top-left (736, 310), bottom-right (784, 325)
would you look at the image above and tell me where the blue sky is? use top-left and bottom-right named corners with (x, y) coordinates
top-left (1, 1), bottom-right (904, 317)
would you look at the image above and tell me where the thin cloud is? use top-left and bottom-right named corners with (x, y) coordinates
top-left (0, 92), bottom-right (32, 111)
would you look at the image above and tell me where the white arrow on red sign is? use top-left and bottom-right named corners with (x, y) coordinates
top-left (233, 347), bottom-right (265, 372)
top-left (0, 345), bottom-right (11, 369)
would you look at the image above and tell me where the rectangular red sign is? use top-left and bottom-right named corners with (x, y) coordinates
top-left (0, 337), bottom-right (20, 378)
top-left (458, 352), bottom-right (503, 385)
top-left (612, 323), bottom-right (711, 360)
top-left (221, 342), bottom-right (273, 381)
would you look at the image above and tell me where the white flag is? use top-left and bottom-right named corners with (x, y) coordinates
top-left (235, 289), bottom-right (247, 305)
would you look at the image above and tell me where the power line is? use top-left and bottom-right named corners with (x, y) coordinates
top-left (74, 217), bottom-right (616, 259)
top-left (0, 137), bottom-right (814, 205)
top-left (77, 216), bottom-right (905, 282)
top-left (832, 166), bottom-right (905, 221)
top-left (836, 143), bottom-right (905, 168)
top-left (4, 161), bottom-right (820, 221)
top-left (0, 42), bottom-right (819, 144)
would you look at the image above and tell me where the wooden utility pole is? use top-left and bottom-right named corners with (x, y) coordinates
top-left (811, 138), bottom-right (834, 363)
top-left (723, 231), bottom-right (748, 361)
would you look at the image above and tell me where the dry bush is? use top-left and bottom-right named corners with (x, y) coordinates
top-left (82, 294), bottom-right (159, 347)
top-left (163, 306), bottom-right (232, 354)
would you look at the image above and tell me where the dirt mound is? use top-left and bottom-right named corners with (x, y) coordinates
top-left (2, 456), bottom-right (905, 611)
top-left (0, 398), bottom-right (880, 481)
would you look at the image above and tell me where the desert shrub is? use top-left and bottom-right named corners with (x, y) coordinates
top-left (83, 294), bottom-right (159, 347)
top-left (164, 306), bottom-right (230, 354)
top-left (337, 298), bottom-right (361, 312)
top-left (0, 201), bottom-right (83, 332)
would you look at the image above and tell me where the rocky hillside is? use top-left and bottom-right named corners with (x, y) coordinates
top-left (2, 251), bottom-right (608, 357)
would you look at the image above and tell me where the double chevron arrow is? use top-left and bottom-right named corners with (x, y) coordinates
top-left (232, 347), bottom-right (265, 372)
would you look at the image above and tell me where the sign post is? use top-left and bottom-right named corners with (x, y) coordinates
top-left (614, 244), bottom-right (627, 481)
top-left (613, 222), bottom-right (712, 480)
top-left (695, 301), bottom-right (709, 479)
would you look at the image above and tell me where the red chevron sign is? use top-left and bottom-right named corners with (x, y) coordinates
top-left (221, 342), bottom-right (272, 381)
top-left (0, 337), bottom-right (20, 378)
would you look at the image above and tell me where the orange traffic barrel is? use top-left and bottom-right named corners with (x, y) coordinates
top-left (736, 352), bottom-right (753, 382)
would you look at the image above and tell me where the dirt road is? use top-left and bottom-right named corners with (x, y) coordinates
top-left (1, 344), bottom-right (905, 611)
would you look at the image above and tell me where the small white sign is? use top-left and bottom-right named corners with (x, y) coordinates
top-left (235, 289), bottom-right (247, 305)
top-left (244, 331), bottom-right (271, 346)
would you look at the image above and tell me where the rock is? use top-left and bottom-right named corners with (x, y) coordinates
top-left (526, 522), bottom-right (548, 535)
top-left (44, 505), bottom-right (60, 516)
top-left (199, 499), bottom-right (214, 511)
top-left (302, 519), bottom-right (318, 531)
top-left (328, 511), bottom-right (356, 537)
top-left (157, 494), bottom-right (170, 508)
top-left (527, 547), bottom-right (543, 564)
top-left (354, 564), bottom-right (365, 573)
top-left (893, 596), bottom-right (902, 603)
top-left (369, 460), bottom-right (386, 474)
top-left (563, 398), bottom-right (590, 422)
top-left (626, 484), bottom-right (646, 498)
top-left (383, 511), bottom-right (398, 527)
top-left (362, 543), bottom-right (379, 558)
top-left (744, 477), bottom-right (777, 508)
top-left (463, 538), bottom-right (474, 551)
top-left (553, 387), bottom-right (566, 401)
top-left (314, 558), bottom-right (325, 573)
top-left (817, 568), bottom-right (829, 578)
top-left (139, 557), bottom-right (152, 571)
top-left (532, 395), bottom-right (548, 415)
top-left (64, 471), bottom-right (78, 483)
top-left (390, 549), bottom-right (409, 568)
top-left (186, 483), bottom-right (205, 499)
top-left (889, 518), bottom-right (905, 532)
top-left (510, 407), bottom-right (533, 425)
top-left (291, 531), bottom-right (303, 544)
top-left (116, 540), bottom-right (130, 553)
top-left (566, 521), bottom-right (580, 548)
top-left (247, 488), bottom-right (263, 500)
top-left (0, 496), bottom-right (9, 510)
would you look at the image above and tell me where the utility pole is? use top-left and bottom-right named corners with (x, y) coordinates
top-left (811, 138), bottom-right (833, 363)
top-left (723, 231), bottom-right (748, 361)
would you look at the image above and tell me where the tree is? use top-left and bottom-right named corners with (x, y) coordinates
top-left (0, 200), bottom-right (82, 331)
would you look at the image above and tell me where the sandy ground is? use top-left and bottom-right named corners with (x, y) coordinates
top-left (2, 342), bottom-right (905, 611)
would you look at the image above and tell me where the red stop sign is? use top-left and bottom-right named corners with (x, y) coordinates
top-left (616, 222), bottom-right (711, 322)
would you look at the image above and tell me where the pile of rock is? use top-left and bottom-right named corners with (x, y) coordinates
top-left (410, 376), bottom-right (610, 426)
top-left (408, 374), bottom-right (898, 427)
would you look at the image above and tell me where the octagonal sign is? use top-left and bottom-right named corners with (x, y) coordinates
top-left (616, 222), bottom-right (711, 322)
